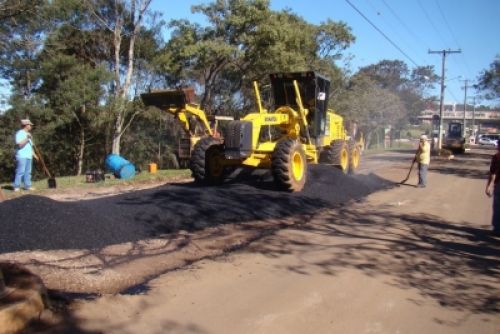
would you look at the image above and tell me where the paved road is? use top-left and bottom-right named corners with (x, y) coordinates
top-left (61, 147), bottom-right (498, 334)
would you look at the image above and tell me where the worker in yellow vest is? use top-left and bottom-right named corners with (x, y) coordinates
top-left (415, 134), bottom-right (431, 188)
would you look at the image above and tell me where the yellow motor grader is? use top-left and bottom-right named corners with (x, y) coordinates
top-left (191, 71), bottom-right (361, 191)
top-left (141, 87), bottom-right (233, 167)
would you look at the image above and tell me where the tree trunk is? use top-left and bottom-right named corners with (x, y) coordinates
top-left (200, 59), bottom-right (226, 112)
top-left (112, 111), bottom-right (123, 154)
top-left (77, 127), bottom-right (85, 176)
top-left (107, 1), bottom-right (151, 156)
top-left (365, 130), bottom-right (374, 150)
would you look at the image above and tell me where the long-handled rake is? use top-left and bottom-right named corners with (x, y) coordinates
top-left (400, 156), bottom-right (417, 184)
top-left (33, 146), bottom-right (57, 189)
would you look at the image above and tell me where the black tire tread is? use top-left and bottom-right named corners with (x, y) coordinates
top-left (190, 136), bottom-right (222, 183)
top-left (347, 139), bottom-right (359, 174)
top-left (271, 139), bottom-right (307, 192)
top-left (331, 139), bottom-right (348, 171)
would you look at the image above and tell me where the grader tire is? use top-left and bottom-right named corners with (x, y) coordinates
top-left (330, 139), bottom-right (349, 174)
top-left (190, 136), bottom-right (225, 185)
top-left (271, 139), bottom-right (307, 192)
top-left (348, 139), bottom-right (361, 174)
top-left (319, 145), bottom-right (335, 164)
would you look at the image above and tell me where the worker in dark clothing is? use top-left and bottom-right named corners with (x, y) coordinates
top-left (486, 140), bottom-right (500, 236)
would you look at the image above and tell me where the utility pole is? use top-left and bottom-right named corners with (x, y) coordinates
top-left (472, 96), bottom-right (476, 138)
top-left (428, 49), bottom-right (461, 149)
top-left (461, 79), bottom-right (468, 137)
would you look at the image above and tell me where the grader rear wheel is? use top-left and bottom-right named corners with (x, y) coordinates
top-left (190, 136), bottom-right (225, 185)
top-left (330, 140), bottom-right (349, 174)
top-left (348, 139), bottom-right (360, 174)
top-left (271, 139), bottom-right (307, 192)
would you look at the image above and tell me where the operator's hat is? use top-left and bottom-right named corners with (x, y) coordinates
top-left (21, 119), bottom-right (34, 126)
top-left (420, 134), bottom-right (428, 141)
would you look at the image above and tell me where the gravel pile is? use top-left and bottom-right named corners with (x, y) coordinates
top-left (0, 166), bottom-right (392, 254)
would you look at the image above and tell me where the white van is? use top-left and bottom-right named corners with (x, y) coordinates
top-left (478, 134), bottom-right (500, 146)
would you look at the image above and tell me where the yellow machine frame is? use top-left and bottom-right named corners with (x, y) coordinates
top-left (235, 80), bottom-right (347, 168)
top-left (168, 72), bottom-right (361, 192)
top-left (141, 88), bottom-right (233, 163)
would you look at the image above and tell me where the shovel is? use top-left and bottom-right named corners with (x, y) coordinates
top-left (400, 156), bottom-right (417, 184)
top-left (33, 146), bottom-right (57, 189)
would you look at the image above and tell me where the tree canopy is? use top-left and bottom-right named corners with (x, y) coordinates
top-left (0, 0), bottom-right (440, 182)
top-left (476, 55), bottom-right (500, 101)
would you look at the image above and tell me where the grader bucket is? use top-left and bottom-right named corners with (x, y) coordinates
top-left (141, 87), bottom-right (195, 110)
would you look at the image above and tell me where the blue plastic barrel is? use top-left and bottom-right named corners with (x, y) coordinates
top-left (105, 154), bottom-right (136, 180)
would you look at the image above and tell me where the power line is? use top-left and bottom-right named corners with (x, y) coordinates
top-left (345, 0), bottom-right (420, 67)
top-left (370, 0), bottom-right (427, 65)
top-left (380, 0), bottom-right (429, 50)
top-left (364, 0), bottom-right (380, 16)
top-left (418, 1), bottom-right (474, 104)
top-left (433, 0), bottom-right (474, 78)
top-left (445, 87), bottom-right (459, 103)
top-left (458, 54), bottom-right (475, 80)
top-left (434, 0), bottom-right (461, 48)
top-left (417, 0), bottom-right (448, 47)
top-left (363, 0), bottom-right (426, 65)
top-left (429, 49), bottom-right (461, 149)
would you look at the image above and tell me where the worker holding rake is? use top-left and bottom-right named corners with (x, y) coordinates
top-left (415, 134), bottom-right (431, 188)
top-left (13, 119), bottom-right (38, 192)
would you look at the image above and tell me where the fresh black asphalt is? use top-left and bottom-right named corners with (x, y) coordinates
top-left (0, 166), bottom-right (392, 254)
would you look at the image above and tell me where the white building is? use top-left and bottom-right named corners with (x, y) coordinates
top-left (419, 102), bottom-right (500, 133)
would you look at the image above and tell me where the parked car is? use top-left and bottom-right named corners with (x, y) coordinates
top-left (478, 134), bottom-right (500, 146)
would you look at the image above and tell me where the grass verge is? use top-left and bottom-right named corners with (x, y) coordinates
top-left (1, 169), bottom-right (191, 197)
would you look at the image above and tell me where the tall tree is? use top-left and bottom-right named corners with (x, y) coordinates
top-left (336, 74), bottom-right (405, 148)
top-left (156, 0), bottom-right (354, 115)
top-left (37, 53), bottom-right (110, 175)
top-left (475, 55), bottom-right (500, 102)
top-left (354, 60), bottom-right (438, 125)
top-left (0, 0), bottom-right (47, 100)
top-left (84, 0), bottom-right (153, 155)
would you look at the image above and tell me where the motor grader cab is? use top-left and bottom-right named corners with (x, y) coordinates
top-left (141, 87), bottom-right (233, 167)
top-left (443, 121), bottom-right (466, 154)
top-left (190, 71), bottom-right (360, 192)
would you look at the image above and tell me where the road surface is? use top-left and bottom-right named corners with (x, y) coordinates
top-left (14, 147), bottom-right (500, 333)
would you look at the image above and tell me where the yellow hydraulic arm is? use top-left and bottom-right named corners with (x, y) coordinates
top-left (172, 104), bottom-right (213, 136)
top-left (253, 81), bottom-right (266, 114)
top-left (141, 89), bottom-right (214, 137)
top-left (292, 80), bottom-right (313, 146)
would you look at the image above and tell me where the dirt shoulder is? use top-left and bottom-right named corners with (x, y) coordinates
top-left (2, 148), bottom-right (499, 333)
top-left (69, 148), bottom-right (498, 334)
top-left (0, 149), bottom-right (495, 296)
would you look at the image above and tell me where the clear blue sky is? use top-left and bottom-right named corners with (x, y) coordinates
top-left (151, 0), bottom-right (500, 106)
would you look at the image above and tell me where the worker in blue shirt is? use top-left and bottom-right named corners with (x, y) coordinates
top-left (13, 119), bottom-right (38, 191)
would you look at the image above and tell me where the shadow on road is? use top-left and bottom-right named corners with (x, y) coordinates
top-left (25, 293), bottom-right (209, 334)
top-left (247, 206), bottom-right (500, 314)
top-left (430, 165), bottom-right (489, 180)
top-left (5, 162), bottom-right (497, 331)
top-left (0, 166), bottom-right (391, 254)
top-left (428, 149), bottom-right (491, 180)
